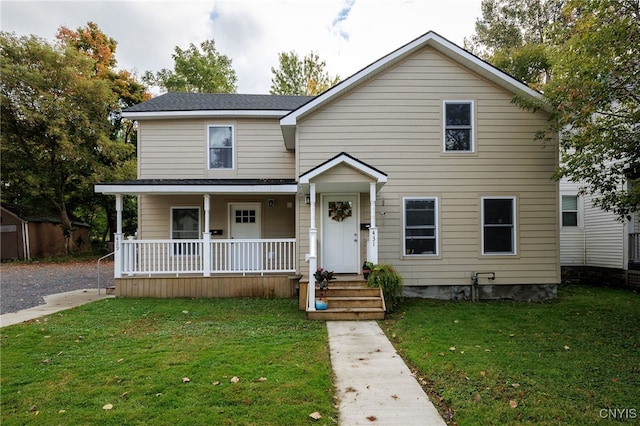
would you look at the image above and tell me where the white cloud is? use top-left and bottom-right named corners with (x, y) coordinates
top-left (0, 0), bottom-right (481, 94)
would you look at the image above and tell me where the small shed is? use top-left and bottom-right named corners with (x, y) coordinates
top-left (0, 205), bottom-right (90, 260)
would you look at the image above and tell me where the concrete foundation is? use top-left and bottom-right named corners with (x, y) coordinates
top-left (404, 284), bottom-right (557, 302)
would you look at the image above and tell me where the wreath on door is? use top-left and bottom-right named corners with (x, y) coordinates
top-left (329, 201), bottom-right (352, 222)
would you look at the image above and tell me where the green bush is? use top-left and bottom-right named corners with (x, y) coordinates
top-left (367, 263), bottom-right (403, 312)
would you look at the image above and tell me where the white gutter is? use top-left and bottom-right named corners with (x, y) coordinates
top-left (95, 184), bottom-right (299, 195)
top-left (122, 110), bottom-right (290, 120)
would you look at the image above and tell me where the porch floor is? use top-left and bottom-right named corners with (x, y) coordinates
top-left (305, 275), bottom-right (386, 321)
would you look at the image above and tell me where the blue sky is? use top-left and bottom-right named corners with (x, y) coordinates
top-left (1, 0), bottom-right (482, 94)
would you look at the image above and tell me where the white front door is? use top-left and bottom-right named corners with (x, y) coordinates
top-left (229, 203), bottom-right (262, 270)
top-left (322, 195), bottom-right (359, 273)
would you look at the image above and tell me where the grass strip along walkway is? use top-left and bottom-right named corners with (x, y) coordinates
top-left (383, 285), bottom-right (640, 425)
top-left (1, 299), bottom-right (337, 425)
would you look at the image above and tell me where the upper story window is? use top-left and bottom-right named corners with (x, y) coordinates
top-left (561, 195), bottom-right (579, 227)
top-left (482, 197), bottom-right (516, 255)
top-left (444, 101), bottom-right (474, 152)
top-left (403, 197), bottom-right (438, 256)
top-left (208, 125), bottom-right (234, 169)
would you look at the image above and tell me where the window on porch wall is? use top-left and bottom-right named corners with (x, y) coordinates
top-left (171, 207), bottom-right (200, 255)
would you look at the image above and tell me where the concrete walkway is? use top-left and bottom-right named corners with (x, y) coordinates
top-left (328, 321), bottom-right (446, 425)
top-left (0, 289), bottom-right (113, 328)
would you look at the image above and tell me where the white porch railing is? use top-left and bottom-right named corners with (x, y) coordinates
top-left (118, 238), bottom-right (296, 276)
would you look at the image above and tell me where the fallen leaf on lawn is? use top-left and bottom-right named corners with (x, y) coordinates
top-left (485, 349), bottom-right (491, 352)
top-left (449, 346), bottom-right (456, 351)
top-left (563, 345), bottom-right (570, 350)
top-left (230, 376), bottom-right (240, 383)
top-left (155, 393), bottom-right (162, 397)
top-left (512, 383), bottom-right (520, 388)
top-left (257, 377), bottom-right (267, 382)
top-left (117, 358), bottom-right (124, 363)
top-left (182, 377), bottom-right (190, 383)
top-left (30, 405), bottom-right (37, 412)
top-left (44, 336), bottom-right (51, 339)
top-left (460, 351), bottom-right (465, 354)
top-left (611, 377), bottom-right (618, 383)
top-left (473, 393), bottom-right (482, 402)
top-left (213, 381), bottom-right (221, 386)
top-left (184, 321), bottom-right (191, 325)
top-left (509, 400), bottom-right (518, 408)
top-left (58, 409), bottom-right (66, 413)
top-left (182, 310), bottom-right (189, 314)
top-left (42, 358), bottom-right (50, 364)
top-left (120, 391), bottom-right (129, 398)
top-left (309, 411), bottom-right (322, 420)
top-left (438, 352), bottom-right (445, 357)
top-left (480, 371), bottom-right (486, 377)
top-left (102, 404), bottom-right (113, 410)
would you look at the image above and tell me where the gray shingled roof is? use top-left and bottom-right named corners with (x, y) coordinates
top-left (124, 92), bottom-right (315, 113)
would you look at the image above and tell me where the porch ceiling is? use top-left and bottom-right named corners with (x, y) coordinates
top-left (94, 179), bottom-right (298, 195)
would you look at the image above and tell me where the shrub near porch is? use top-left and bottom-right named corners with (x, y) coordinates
top-left (383, 285), bottom-right (640, 425)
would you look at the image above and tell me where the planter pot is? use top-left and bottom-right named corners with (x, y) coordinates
top-left (315, 298), bottom-right (328, 310)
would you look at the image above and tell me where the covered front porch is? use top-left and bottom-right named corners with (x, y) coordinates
top-left (95, 179), bottom-right (303, 298)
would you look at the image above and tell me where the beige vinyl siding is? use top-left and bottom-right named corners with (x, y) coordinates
top-left (296, 46), bottom-right (559, 287)
top-left (138, 194), bottom-right (295, 240)
top-left (138, 118), bottom-right (295, 180)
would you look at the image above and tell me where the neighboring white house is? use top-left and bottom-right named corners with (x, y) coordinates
top-left (559, 170), bottom-right (640, 288)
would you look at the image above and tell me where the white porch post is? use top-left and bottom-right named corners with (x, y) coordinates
top-left (114, 194), bottom-right (123, 278)
top-left (307, 183), bottom-right (317, 311)
top-left (367, 182), bottom-right (379, 264)
top-left (202, 194), bottom-right (211, 277)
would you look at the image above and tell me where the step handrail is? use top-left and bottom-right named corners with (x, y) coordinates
top-left (97, 251), bottom-right (115, 295)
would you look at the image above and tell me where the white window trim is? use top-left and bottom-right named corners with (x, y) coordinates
top-left (207, 124), bottom-right (235, 170)
top-left (481, 196), bottom-right (517, 255)
top-left (560, 194), bottom-right (582, 228)
top-left (403, 197), bottom-right (438, 256)
top-left (443, 100), bottom-right (475, 153)
top-left (170, 206), bottom-right (201, 239)
top-left (170, 206), bottom-right (201, 256)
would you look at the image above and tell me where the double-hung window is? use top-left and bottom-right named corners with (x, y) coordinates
top-left (444, 101), bottom-right (474, 152)
top-left (171, 207), bottom-right (200, 255)
top-left (404, 198), bottom-right (438, 255)
top-left (482, 197), bottom-right (516, 255)
top-left (561, 195), bottom-right (579, 227)
top-left (208, 125), bottom-right (233, 169)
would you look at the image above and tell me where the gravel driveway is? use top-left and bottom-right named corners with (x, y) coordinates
top-left (0, 260), bottom-right (114, 314)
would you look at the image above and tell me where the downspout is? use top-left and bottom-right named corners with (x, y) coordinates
top-left (22, 220), bottom-right (30, 261)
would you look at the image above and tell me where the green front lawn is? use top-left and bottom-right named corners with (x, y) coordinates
top-left (0, 298), bottom-right (337, 425)
top-left (383, 285), bottom-right (640, 424)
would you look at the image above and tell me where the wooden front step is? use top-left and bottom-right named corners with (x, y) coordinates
top-left (307, 307), bottom-right (385, 321)
top-left (307, 284), bottom-right (386, 321)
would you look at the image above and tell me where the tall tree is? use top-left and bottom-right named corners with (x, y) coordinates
top-left (1, 32), bottom-right (119, 251)
top-left (526, 0), bottom-right (640, 219)
top-left (144, 40), bottom-right (237, 93)
top-left (465, 0), bottom-right (566, 89)
top-left (270, 51), bottom-right (340, 95)
top-left (56, 23), bottom-right (150, 242)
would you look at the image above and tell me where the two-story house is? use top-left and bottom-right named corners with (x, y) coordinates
top-left (96, 31), bottom-right (560, 317)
